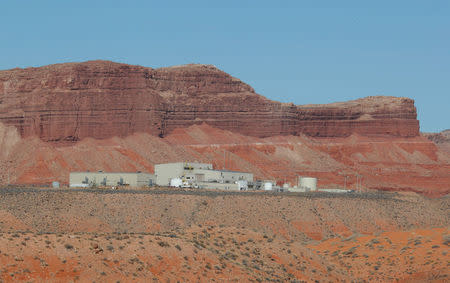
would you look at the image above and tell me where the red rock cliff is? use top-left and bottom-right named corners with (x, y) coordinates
top-left (0, 60), bottom-right (419, 142)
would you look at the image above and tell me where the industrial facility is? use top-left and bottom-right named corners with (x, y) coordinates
top-left (155, 162), bottom-right (253, 191)
top-left (68, 162), bottom-right (353, 193)
top-left (69, 171), bottom-right (155, 188)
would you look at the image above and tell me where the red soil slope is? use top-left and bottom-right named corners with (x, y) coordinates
top-left (1, 122), bottom-right (448, 196)
top-left (0, 227), bottom-right (447, 282)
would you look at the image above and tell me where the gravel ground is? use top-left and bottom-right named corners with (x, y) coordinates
top-left (0, 186), bottom-right (401, 200)
top-left (0, 187), bottom-right (447, 239)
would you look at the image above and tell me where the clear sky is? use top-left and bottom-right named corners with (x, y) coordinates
top-left (1, 1), bottom-right (448, 132)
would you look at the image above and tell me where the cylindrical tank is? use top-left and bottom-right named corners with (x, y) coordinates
top-left (170, 178), bottom-right (183, 188)
top-left (264, 182), bottom-right (273, 191)
top-left (299, 177), bottom-right (317, 191)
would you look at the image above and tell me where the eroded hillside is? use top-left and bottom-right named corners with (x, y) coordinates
top-left (1, 123), bottom-right (448, 196)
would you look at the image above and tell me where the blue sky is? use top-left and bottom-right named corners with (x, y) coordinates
top-left (1, 1), bottom-right (449, 132)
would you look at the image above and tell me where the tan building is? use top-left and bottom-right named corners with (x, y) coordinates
top-left (154, 162), bottom-right (253, 187)
top-left (69, 171), bottom-right (155, 188)
top-left (155, 162), bottom-right (213, 186)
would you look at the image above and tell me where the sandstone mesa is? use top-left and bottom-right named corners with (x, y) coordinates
top-left (0, 60), bottom-right (419, 143)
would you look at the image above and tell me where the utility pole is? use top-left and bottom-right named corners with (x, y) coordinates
top-left (356, 174), bottom-right (359, 192)
top-left (344, 175), bottom-right (348, 190)
top-left (359, 175), bottom-right (362, 192)
top-left (360, 175), bottom-right (363, 192)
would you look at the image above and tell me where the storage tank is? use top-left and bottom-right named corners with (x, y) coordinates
top-left (264, 182), bottom-right (273, 191)
top-left (299, 177), bottom-right (317, 191)
top-left (170, 178), bottom-right (183, 188)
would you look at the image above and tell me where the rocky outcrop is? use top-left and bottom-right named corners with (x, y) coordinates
top-left (0, 60), bottom-right (419, 143)
top-left (423, 130), bottom-right (450, 155)
top-left (424, 130), bottom-right (450, 144)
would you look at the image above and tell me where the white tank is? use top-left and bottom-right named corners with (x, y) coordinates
top-left (170, 178), bottom-right (183, 188)
top-left (264, 182), bottom-right (273, 191)
top-left (299, 177), bottom-right (317, 191)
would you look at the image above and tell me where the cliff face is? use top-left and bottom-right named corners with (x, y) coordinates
top-left (0, 60), bottom-right (419, 143)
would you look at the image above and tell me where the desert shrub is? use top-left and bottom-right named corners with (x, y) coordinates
top-left (443, 235), bottom-right (450, 246)
top-left (64, 243), bottom-right (74, 250)
top-left (158, 241), bottom-right (170, 247)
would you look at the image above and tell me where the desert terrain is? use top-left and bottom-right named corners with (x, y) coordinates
top-left (0, 61), bottom-right (449, 282)
top-left (0, 188), bottom-right (448, 282)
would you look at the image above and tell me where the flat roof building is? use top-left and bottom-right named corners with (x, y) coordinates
top-left (155, 162), bottom-right (213, 186)
top-left (154, 162), bottom-right (253, 187)
top-left (69, 171), bottom-right (155, 188)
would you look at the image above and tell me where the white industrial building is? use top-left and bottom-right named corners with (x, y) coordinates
top-left (69, 171), bottom-right (155, 188)
top-left (288, 176), bottom-right (318, 192)
top-left (155, 162), bottom-right (212, 186)
top-left (155, 162), bottom-right (253, 190)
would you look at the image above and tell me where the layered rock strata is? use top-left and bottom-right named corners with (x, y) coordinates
top-left (0, 60), bottom-right (419, 143)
